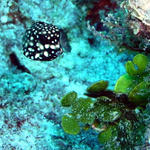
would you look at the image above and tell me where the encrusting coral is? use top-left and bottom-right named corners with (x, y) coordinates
top-left (60, 54), bottom-right (150, 149)
top-left (127, 0), bottom-right (150, 26)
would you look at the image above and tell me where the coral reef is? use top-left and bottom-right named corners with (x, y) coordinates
top-left (86, 0), bottom-right (150, 53)
top-left (1, 0), bottom-right (150, 149)
top-left (127, 0), bottom-right (150, 26)
top-left (122, 0), bottom-right (150, 49)
top-left (86, 0), bottom-right (117, 25)
top-left (0, 0), bottom-right (128, 149)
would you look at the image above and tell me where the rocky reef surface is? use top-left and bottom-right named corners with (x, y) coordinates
top-left (0, 0), bottom-right (149, 149)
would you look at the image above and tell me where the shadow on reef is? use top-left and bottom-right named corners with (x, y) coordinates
top-left (60, 54), bottom-right (150, 150)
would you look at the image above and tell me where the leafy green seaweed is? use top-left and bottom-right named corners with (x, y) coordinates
top-left (115, 54), bottom-right (150, 106)
top-left (60, 54), bottom-right (150, 149)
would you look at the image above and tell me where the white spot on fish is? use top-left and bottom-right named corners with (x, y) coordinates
top-left (35, 53), bottom-right (40, 59)
top-left (28, 47), bottom-right (34, 51)
top-left (50, 45), bottom-right (55, 49)
top-left (25, 52), bottom-right (29, 56)
top-left (44, 51), bottom-right (49, 57)
top-left (55, 44), bottom-right (60, 48)
top-left (40, 44), bottom-right (44, 50)
top-left (29, 42), bottom-right (33, 46)
top-left (45, 44), bottom-right (49, 49)
top-left (30, 36), bottom-right (34, 40)
top-left (43, 31), bottom-right (46, 34)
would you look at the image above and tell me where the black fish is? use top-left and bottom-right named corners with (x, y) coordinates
top-left (22, 21), bottom-right (63, 61)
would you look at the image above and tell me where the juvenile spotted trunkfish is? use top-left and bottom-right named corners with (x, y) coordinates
top-left (22, 21), bottom-right (63, 61)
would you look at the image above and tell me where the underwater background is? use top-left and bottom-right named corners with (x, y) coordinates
top-left (0, 0), bottom-right (150, 149)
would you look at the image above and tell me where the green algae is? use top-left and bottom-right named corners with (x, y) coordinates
top-left (61, 91), bottom-right (77, 107)
top-left (114, 74), bottom-right (134, 93)
top-left (87, 80), bottom-right (108, 94)
top-left (125, 54), bottom-right (148, 76)
top-left (98, 126), bottom-right (117, 144)
top-left (60, 54), bottom-right (150, 149)
top-left (61, 114), bottom-right (80, 135)
top-left (115, 54), bottom-right (150, 106)
top-left (72, 97), bottom-right (95, 124)
top-left (128, 81), bottom-right (150, 106)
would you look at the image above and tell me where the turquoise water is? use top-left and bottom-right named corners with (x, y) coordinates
top-left (0, 0), bottom-right (150, 149)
